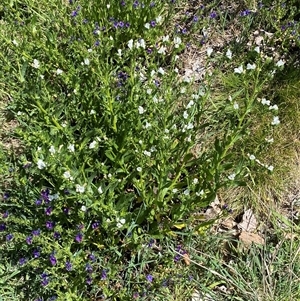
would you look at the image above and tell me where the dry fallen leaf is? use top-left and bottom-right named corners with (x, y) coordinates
top-left (239, 231), bottom-right (264, 248)
top-left (238, 209), bottom-right (257, 232)
top-left (183, 253), bottom-right (191, 265)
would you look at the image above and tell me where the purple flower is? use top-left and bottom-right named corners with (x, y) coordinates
top-left (182, 28), bottom-right (187, 34)
top-left (133, 0), bottom-right (139, 8)
top-left (120, 0), bottom-right (126, 6)
top-left (6, 233), bottom-right (13, 241)
top-left (77, 224), bottom-right (84, 230)
top-left (75, 232), bottom-right (83, 243)
top-left (53, 231), bottom-right (61, 240)
top-left (150, 2), bottom-right (155, 7)
top-left (92, 221), bottom-right (100, 230)
top-left (240, 9), bottom-right (251, 17)
top-left (63, 207), bottom-right (70, 215)
top-left (101, 269), bottom-right (107, 280)
top-left (0, 223), bottom-right (6, 231)
top-left (118, 21), bottom-right (124, 28)
top-left (64, 189), bottom-right (70, 195)
top-left (41, 273), bottom-right (49, 286)
top-left (32, 229), bottom-right (41, 236)
top-left (66, 261), bottom-right (72, 271)
top-left (125, 22), bottom-right (130, 28)
top-left (148, 238), bottom-right (154, 248)
top-left (95, 40), bottom-right (100, 46)
top-left (71, 10), bottom-right (78, 17)
top-left (46, 220), bottom-right (55, 230)
top-left (210, 11), bottom-right (217, 18)
top-left (33, 249), bottom-right (40, 258)
top-left (150, 20), bottom-right (156, 27)
top-left (85, 264), bottom-right (93, 273)
top-left (3, 192), bottom-right (9, 200)
top-left (133, 292), bottom-right (139, 299)
top-left (49, 253), bottom-right (57, 266)
top-left (89, 253), bottom-right (96, 261)
top-left (19, 258), bottom-right (27, 266)
top-left (193, 15), bottom-right (199, 22)
top-left (26, 236), bottom-right (33, 244)
top-left (45, 207), bottom-right (52, 215)
top-left (146, 274), bottom-right (153, 282)
top-left (35, 199), bottom-right (42, 205)
top-left (41, 189), bottom-right (50, 203)
top-left (86, 276), bottom-right (92, 285)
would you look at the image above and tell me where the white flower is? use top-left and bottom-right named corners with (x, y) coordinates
top-left (68, 144), bottom-right (75, 152)
top-left (109, 36), bottom-right (113, 40)
top-left (269, 105), bottom-right (278, 110)
top-left (234, 65), bottom-right (244, 74)
top-left (128, 39), bottom-right (133, 50)
top-left (246, 63), bottom-right (256, 70)
top-left (261, 98), bottom-right (270, 106)
top-left (90, 109), bottom-right (96, 114)
top-left (267, 165), bottom-right (274, 172)
top-left (193, 178), bottom-right (199, 184)
top-left (89, 141), bottom-right (97, 149)
top-left (158, 46), bottom-right (167, 55)
top-left (228, 95), bottom-right (232, 102)
top-left (143, 150), bottom-right (151, 157)
top-left (150, 70), bottom-right (156, 77)
top-left (98, 186), bottom-right (103, 194)
top-left (183, 189), bottom-right (190, 195)
top-left (76, 184), bottom-right (85, 193)
top-left (84, 58), bottom-right (90, 65)
top-left (158, 67), bottom-right (165, 75)
top-left (271, 116), bottom-right (280, 125)
top-left (226, 49), bottom-right (232, 59)
top-left (138, 106), bottom-right (145, 114)
top-left (87, 48), bottom-right (93, 53)
top-left (276, 59), bottom-right (285, 67)
top-left (248, 154), bottom-right (256, 161)
top-left (49, 145), bottom-right (56, 155)
top-left (146, 88), bottom-right (152, 95)
top-left (165, 129), bottom-right (169, 133)
top-left (172, 188), bottom-right (178, 193)
top-left (56, 69), bottom-right (63, 75)
top-left (32, 59), bottom-right (40, 69)
top-left (116, 218), bottom-right (126, 228)
top-left (196, 190), bottom-right (204, 196)
top-left (137, 167), bottom-right (142, 172)
top-left (156, 16), bottom-right (162, 24)
top-left (183, 111), bottom-right (189, 119)
top-left (174, 36), bottom-right (181, 48)
top-left (63, 171), bottom-right (72, 179)
top-left (40, 75), bottom-right (44, 79)
top-left (162, 35), bottom-right (169, 42)
top-left (186, 100), bottom-right (194, 109)
top-left (207, 47), bottom-right (213, 57)
top-left (254, 46), bottom-right (260, 53)
top-left (107, 4), bottom-right (110, 8)
top-left (233, 102), bottom-right (239, 110)
top-left (136, 39), bottom-right (145, 49)
top-left (144, 23), bottom-right (150, 29)
top-left (228, 173), bottom-right (236, 181)
top-left (144, 121), bottom-right (151, 129)
top-left (180, 87), bottom-right (186, 94)
top-left (150, 146), bottom-right (156, 152)
top-left (81, 205), bottom-right (87, 212)
top-left (37, 159), bottom-right (46, 169)
top-left (186, 123), bottom-right (194, 130)
top-left (265, 137), bottom-right (274, 143)
top-left (117, 49), bottom-right (122, 57)
top-left (12, 39), bottom-right (18, 46)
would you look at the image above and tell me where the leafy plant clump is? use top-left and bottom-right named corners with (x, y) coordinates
top-left (0, 0), bottom-right (298, 300)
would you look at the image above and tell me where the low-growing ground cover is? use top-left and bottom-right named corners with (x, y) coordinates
top-left (0, 0), bottom-right (299, 300)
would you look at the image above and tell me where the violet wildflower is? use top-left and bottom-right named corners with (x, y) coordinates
top-left (101, 269), bottom-right (107, 280)
top-left (95, 40), bottom-right (100, 46)
top-left (66, 261), bottom-right (72, 271)
top-left (32, 229), bottom-right (41, 236)
top-left (193, 15), bottom-right (199, 22)
top-left (133, 292), bottom-right (139, 299)
top-left (89, 253), bottom-right (96, 261)
top-left (19, 258), bottom-right (27, 266)
top-left (53, 231), bottom-right (61, 240)
top-left (210, 11), bottom-right (217, 18)
top-left (49, 253), bottom-right (57, 266)
top-left (45, 206), bottom-right (52, 215)
top-left (41, 189), bottom-right (50, 203)
top-left (148, 238), bottom-right (155, 247)
top-left (63, 207), bottom-right (70, 215)
top-left (133, 0), bottom-right (139, 8)
top-left (0, 223), bottom-right (6, 231)
top-left (86, 276), bottom-right (92, 285)
top-left (35, 199), bottom-right (42, 205)
top-left (150, 2), bottom-right (155, 6)
top-left (86, 263), bottom-right (93, 273)
top-left (26, 235), bottom-right (33, 244)
top-left (46, 220), bottom-right (55, 230)
top-left (146, 274), bottom-right (153, 282)
top-left (118, 21), bottom-right (124, 28)
top-left (120, 0), bottom-right (126, 6)
top-left (33, 249), bottom-right (40, 258)
top-left (240, 9), bottom-right (251, 17)
top-left (2, 211), bottom-right (8, 218)
top-left (41, 273), bottom-right (49, 286)
top-left (3, 192), bottom-right (9, 200)
top-left (92, 221), bottom-right (100, 230)
top-left (75, 232), bottom-right (83, 243)
top-left (125, 22), bottom-right (130, 28)
top-left (6, 233), bottom-right (13, 241)
top-left (150, 20), bottom-right (156, 27)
